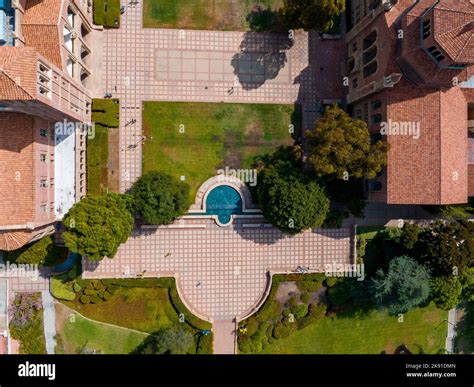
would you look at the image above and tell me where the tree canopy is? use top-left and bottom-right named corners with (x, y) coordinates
top-left (257, 146), bottom-right (329, 234)
top-left (3, 235), bottom-right (67, 266)
top-left (130, 171), bottom-right (190, 225)
top-left (304, 105), bottom-right (387, 180)
top-left (371, 255), bottom-right (431, 315)
top-left (281, 0), bottom-right (345, 32)
top-left (134, 329), bottom-right (194, 354)
top-left (62, 193), bottom-right (134, 261)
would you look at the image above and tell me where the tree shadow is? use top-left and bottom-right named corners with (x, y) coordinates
top-left (231, 7), bottom-right (293, 91)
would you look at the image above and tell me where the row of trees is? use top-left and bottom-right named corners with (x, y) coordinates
top-left (62, 171), bottom-right (190, 261)
top-left (256, 105), bottom-right (387, 234)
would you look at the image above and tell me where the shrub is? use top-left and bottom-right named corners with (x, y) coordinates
top-left (50, 277), bottom-right (75, 301)
top-left (80, 295), bottom-right (91, 304)
top-left (431, 276), bottom-right (463, 310)
top-left (273, 322), bottom-right (291, 339)
top-left (245, 318), bottom-right (259, 336)
top-left (325, 277), bottom-right (338, 287)
top-left (290, 303), bottom-right (309, 319)
top-left (92, 280), bottom-right (104, 290)
top-left (102, 291), bottom-right (112, 301)
top-left (90, 295), bottom-right (101, 304)
top-left (196, 333), bottom-right (213, 354)
top-left (328, 281), bottom-right (351, 306)
top-left (4, 236), bottom-right (67, 266)
top-left (168, 288), bottom-right (212, 331)
top-left (300, 291), bottom-right (311, 304)
top-left (83, 289), bottom-right (96, 296)
top-left (297, 280), bottom-right (323, 292)
top-left (73, 282), bottom-right (82, 292)
top-left (106, 284), bottom-right (120, 294)
top-left (238, 335), bottom-right (252, 353)
top-left (255, 300), bottom-right (280, 322)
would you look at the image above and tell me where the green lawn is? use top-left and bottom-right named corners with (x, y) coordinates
top-left (62, 278), bottom-right (213, 354)
top-left (55, 304), bottom-right (147, 354)
top-left (87, 99), bottom-right (119, 196)
top-left (261, 303), bottom-right (448, 354)
top-left (93, 0), bottom-right (120, 28)
top-left (143, 0), bottom-right (282, 30)
top-left (143, 101), bottom-right (300, 201)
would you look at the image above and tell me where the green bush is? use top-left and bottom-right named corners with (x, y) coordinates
top-left (245, 318), bottom-right (259, 336)
top-left (4, 236), bottom-right (67, 266)
top-left (92, 280), bottom-right (104, 290)
top-left (273, 322), bottom-right (291, 339)
top-left (80, 295), bottom-right (91, 304)
top-left (297, 280), bottom-right (324, 292)
top-left (103, 291), bottom-right (112, 301)
top-left (325, 277), bottom-right (338, 287)
top-left (255, 300), bottom-right (280, 322)
top-left (84, 289), bottom-right (96, 296)
top-left (290, 303), bottom-right (309, 319)
top-left (196, 333), bottom-right (213, 354)
top-left (328, 281), bottom-right (351, 306)
top-left (168, 288), bottom-right (212, 331)
top-left (102, 277), bottom-right (174, 288)
top-left (106, 284), bottom-right (120, 294)
top-left (300, 292), bottom-right (311, 303)
top-left (50, 277), bottom-right (75, 301)
top-left (73, 282), bottom-right (82, 292)
top-left (90, 295), bottom-right (101, 304)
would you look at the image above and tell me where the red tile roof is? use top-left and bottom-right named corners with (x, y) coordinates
top-left (433, 1), bottom-right (474, 63)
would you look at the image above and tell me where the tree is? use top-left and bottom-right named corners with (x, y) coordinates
top-left (257, 147), bottom-right (329, 234)
top-left (134, 329), bottom-right (194, 354)
top-left (62, 193), bottom-right (134, 261)
top-left (131, 171), bottom-right (190, 225)
top-left (416, 221), bottom-right (474, 277)
top-left (3, 235), bottom-right (66, 266)
top-left (281, 0), bottom-right (345, 32)
top-left (371, 256), bottom-right (431, 315)
top-left (431, 276), bottom-right (463, 310)
top-left (399, 223), bottom-right (421, 250)
top-left (304, 105), bottom-right (387, 180)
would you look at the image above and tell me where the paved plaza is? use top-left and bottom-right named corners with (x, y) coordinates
top-left (83, 218), bottom-right (354, 322)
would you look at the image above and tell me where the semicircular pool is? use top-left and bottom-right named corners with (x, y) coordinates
top-left (205, 185), bottom-right (243, 225)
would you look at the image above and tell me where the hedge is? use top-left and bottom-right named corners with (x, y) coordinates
top-left (168, 287), bottom-right (212, 331)
top-left (51, 277), bottom-right (75, 301)
top-left (101, 278), bottom-right (174, 289)
top-left (3, 236), bottom-right (68, 266)
top-left (196, 333), bottom-right (213, 354)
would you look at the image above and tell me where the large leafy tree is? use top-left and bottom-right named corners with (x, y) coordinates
top-left (304, 105), bottom-right (387, 180)
top-left (134, 329), bottom-right (194, 354)
top-left (431, 276), bottom-right (463, 310)
top-left (62, 193), bottom-right (134, 261)
top-left (130, 171), bottom-right (190, 225)
top-left (257, 146), bottom-right (329, 234)
top-left (416, 221), bottom-right (474, 277)
top-left (371, 256), bottom-right (431, 315)
top-left (281, 0), bottom-right (345, 32)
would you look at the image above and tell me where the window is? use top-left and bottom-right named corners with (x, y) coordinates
top-left (363, 61), bottom-right (378, 78)
top-left (427, 46), bottom-right (445, 62)
top-left (371, 100), bottom-right (382, 110)
top-left (363, 30), bottom-right (377, 50)
top-left (40, 179), bottom-right (48, 188)
top-left (40, 204), bottom-right (47, 213)
top-left (50, 178), bottom-right (54, 187)
top-left (50, 202), bottom-right (55, 212)
top-left (40, 128), bottom-right (48, 137)
top-left (352, 77), bottom-right (358, 88)
top-left (422, 19), bottom-right (431, 39)
top-left (371, 114), bottom-right (383, 125)
top-left (352, 42), bottom-right (357, 52)
top-left (39, 153), bottom-right (47, 162)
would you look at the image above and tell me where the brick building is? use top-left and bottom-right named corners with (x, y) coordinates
top-left (346, 0), bottom-right (474, 205)
top-left (0, 0), bottom-right (93, 250)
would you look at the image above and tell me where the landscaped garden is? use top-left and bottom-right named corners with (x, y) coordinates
top-left (142, 101), bottom-right (301, 201)
top-left (55, 303), bottom-right (148, 354)
top-left (9, 293), bottom-right (46, 354)
top-left (52, 265), bottom-right (213, 354)
top-left (87, 99), bottom-right (119, 196)
top-left (143, 0), bottom-right (283, 30)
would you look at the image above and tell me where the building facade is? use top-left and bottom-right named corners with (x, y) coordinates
top-left (0, 0), bottom-right (92, 250)
top-left (345, 0), bottom-right (474, 205)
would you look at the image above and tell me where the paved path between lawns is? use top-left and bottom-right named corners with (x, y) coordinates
top-left (101, 1), bottom-right (345, 193)
top-left (446, 308), bottom-right (457, 353)
top-left (41, 291), bottom-right (56, 354)
top-left (213, 320), bottom-right (236, 354)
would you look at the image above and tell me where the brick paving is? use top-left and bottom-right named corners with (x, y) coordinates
top-left (83, 218), bottom-right (353, 322)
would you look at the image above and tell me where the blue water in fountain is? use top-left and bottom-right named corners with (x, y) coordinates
top-left (205, 185), bottom-right (243, 225)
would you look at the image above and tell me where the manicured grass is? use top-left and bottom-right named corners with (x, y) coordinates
top-left (93, 0), bottom-right (120, 28)
top-left (142, 101), bottom-right (300, 201)
top-left (62, 278), bottom-right (212, 354)
top-left (357, 226), bottom-right (385, 240)
top-left (143, 0), bottom-right (282, 30)
top-left (261, 303), bottom-right (447, 354)
top-left (87, 99), bottom-right (119, 196)
top-left (55, 304), bottom-right (147, 354)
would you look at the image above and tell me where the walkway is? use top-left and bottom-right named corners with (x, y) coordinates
top-left (213, 320), bottom-right (236, 354)
top-left (41, 291), bottom-right (56, 354)
top-left (102, 2), bottom-right (345, 192)
top-left (83, 218), bottom-right (353, 322)
top-left (446, 308), bottom-right (457, 353)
